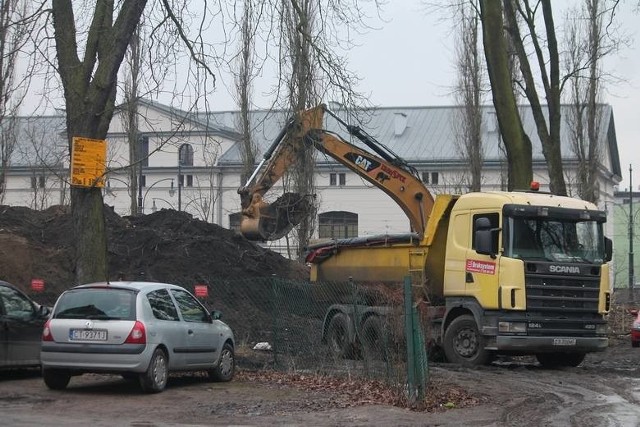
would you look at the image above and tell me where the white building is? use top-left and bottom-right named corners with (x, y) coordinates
top-left (1, 100), bottom-right (622, 257)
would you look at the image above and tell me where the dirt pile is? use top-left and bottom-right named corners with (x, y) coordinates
top-left (0, 204), bottom-right (308, 304)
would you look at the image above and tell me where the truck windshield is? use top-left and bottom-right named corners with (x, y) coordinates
top-left (505, 217), bottom-right (604, 263)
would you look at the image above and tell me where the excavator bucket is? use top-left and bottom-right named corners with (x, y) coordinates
top-left (240, 192), bottom-right (314, 241)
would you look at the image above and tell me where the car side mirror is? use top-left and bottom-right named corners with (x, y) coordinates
top-left (38, 305), bottom-right (51, 318)
top-left (604, 237), bottom-right (612, 263)
top-left (211, 310), bottom-right (222, 320)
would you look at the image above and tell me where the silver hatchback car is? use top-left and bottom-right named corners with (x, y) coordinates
top-left (41, 281), bottom-right (234, 393)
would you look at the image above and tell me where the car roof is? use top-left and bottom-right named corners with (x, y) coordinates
top-left (72, 281), bottom-right (187, 293)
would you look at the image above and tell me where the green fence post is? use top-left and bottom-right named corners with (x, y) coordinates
top-left (403, 276), bottom-right (416, 403)
top-left (412, 305), bottom-right (428, 401)
top-left (271, 277), bottom-right (280, 369)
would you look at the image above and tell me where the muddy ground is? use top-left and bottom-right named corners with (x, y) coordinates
top-left (1, 338), bottom-right (639, 426)
top-left (1, 205), bottom-right (640, 425)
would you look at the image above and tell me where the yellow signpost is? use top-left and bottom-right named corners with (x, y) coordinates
top-left (70, 137), bottom-right (107, 188)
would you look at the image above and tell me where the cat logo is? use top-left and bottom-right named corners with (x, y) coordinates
top-left (344, 152), bottom-right (380, 172)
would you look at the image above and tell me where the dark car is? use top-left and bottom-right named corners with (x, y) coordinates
top-left (0, 280), bottom-right (50, 368)
top-left (630, 309), bottom-right (640, 348)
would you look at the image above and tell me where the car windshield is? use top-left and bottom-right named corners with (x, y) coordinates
top-left (505, 216), bottom-right (604, 263)
top-left (54, 288), bottom-right (136, 320)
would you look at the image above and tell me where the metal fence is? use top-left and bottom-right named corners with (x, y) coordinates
top-left (194, 277), bottom-right (429, 396)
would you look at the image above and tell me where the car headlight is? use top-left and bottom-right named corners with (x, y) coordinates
top-left (499, 321), bottom-right (527, 333)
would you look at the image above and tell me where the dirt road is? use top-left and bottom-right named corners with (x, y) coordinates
top-left (1, 340), bottom-right (639, 426)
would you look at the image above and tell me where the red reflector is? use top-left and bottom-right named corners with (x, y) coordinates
top-left (42, 320), bottom-right (53, 342)
top-left (530, 181), bottom-right (540, 191)
top-left (125, 321), bottom-right (146, 344)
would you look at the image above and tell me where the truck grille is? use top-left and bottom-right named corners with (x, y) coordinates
top-left (524, 261), bottom-right (601, 313)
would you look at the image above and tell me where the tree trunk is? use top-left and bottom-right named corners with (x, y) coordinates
top-left (480, 0), bottom-right (532, 190)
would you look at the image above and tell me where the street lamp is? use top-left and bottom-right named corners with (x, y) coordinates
top-left (142, 178), bottom-right (175, 213)
top-left (177, 143), bottom-right (190, 212)
top-left (630, 164), bottom-right (635, 297)
top-left (151, 197), bottom-right (176, 212)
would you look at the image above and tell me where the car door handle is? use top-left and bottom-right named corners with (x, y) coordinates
top-left (188, 329), bottom-right (194, 335)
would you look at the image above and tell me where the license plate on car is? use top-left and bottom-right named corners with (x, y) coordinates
top-left (553, 338), bottom-right (576, 346)
top-left (70, 329), bottom-right (108, 341)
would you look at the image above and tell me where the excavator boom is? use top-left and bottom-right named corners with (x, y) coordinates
top-left (238, 104), bottom-right (434, 241)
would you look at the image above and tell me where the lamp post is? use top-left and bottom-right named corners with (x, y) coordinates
top-left (142, 178), bottom-right (175, 213)
top-left (177, 143), bottom-right (189, 212)
top-left (151, 197), bottom-right (176, 212)
top-left (630, 164), bottom-right (635, 296)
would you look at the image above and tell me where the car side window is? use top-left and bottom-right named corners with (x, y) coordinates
top-left (0, 286), bottom-right (34, 319)
top-left (147, 289), bottom-right (180, 321)
top-left (170, 289), bottom-right (209, 323)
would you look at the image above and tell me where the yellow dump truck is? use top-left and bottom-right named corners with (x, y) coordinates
top-left (239, 105), bottom-right (612, 367)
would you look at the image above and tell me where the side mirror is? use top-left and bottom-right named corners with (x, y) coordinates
top-left (211, 310), bottom-right (222, 320)
top-left (476, 229), bottom-right (495, 256)
top-left (38, 305), bottom-right (51, 318)
top-left (604, 237), bottom-right (613, 262)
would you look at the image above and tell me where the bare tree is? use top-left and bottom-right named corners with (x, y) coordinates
top-left (564, 0), bottom-right (620, 203)
top-left (234, 1), bottom-right (259, 185)
top-left (49, 1), bottom-right (219, 283)
top-left (453, 1), bottom-right (484, 192)
top-left (0, 0), bottom-right (36, 203)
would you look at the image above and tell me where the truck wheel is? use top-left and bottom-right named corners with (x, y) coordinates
top-left (535, 352), bottom-right (585, 368)
top-left (361, 316), bottom-right (388, 361)
top-left (42, 368), bottom-right (71, 390)
top-left (443, 314), bottom-right (491, 367)
top-left (326, 313), bottom-right (355, 359)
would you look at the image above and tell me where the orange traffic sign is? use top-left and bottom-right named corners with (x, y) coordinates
top-left (71, 137), bottom-right (107, 188)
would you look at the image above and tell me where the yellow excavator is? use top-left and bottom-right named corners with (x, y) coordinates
top-left (238, 104), bottom-right (612, 368)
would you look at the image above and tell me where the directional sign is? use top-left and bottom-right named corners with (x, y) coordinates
top-left (71, 137), bottom-right (107, 188)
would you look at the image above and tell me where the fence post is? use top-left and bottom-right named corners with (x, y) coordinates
top-left (403, 276), bottom-right (416, 403)
top-left (271, 276), bottom-right (280, 369)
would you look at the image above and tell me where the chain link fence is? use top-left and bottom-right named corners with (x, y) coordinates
top-left (192, 277), bottom-right (429, 392)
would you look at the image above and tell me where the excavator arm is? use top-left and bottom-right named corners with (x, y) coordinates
top-left (238, 104), bottom-right (435, 241)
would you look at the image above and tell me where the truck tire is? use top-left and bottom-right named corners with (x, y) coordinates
top-left (326, 313), bottom-right (355, 359)
top-left (361, 315), bottom-right (388, 361)
top-left (443, 314), bottom-right (491, 367)
top-left (535, 352), bottom-right (585, 368)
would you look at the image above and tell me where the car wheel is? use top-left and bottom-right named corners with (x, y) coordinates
top-left (326, 313), bottom-right (356, 359)
top-left (443, 314), bottom-right (492, 367)
top-left (536, 352), bottom-right (585, 368)
top-left (139, 348), bottom-right (168, 393)
top-left (361, 315), bottom-right (388, 361)
top-left (208, 342), bottom-right (235, 382)
top-left (42, 368), bottom-right (71, 390)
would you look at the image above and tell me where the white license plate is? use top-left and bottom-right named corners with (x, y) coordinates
top-left (553, 338), bottom-right (576, 346)
top-left (70, 329), bottom-right (108, 341)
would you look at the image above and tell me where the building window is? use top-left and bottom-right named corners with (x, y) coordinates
top-left (186, 175), bottom-right (193, 187)
top-left (31, 175), bottom-right (46, 189)
top-left (229, 212), bottom-right (242, 231)
top-left (140, 175), bottom-right (146, 188)
top-left (138, 136), bottom-right (149, 167)
top-left (431, 172), bottom-right (439, 185)
top-left (318, 211), bottom-right (358, 239)
top-left (179, 144), bottom-right (194, 166)
top-left (421, 172), bottom-right (429, 184)
top-left (329, 173), bottom-right (346, 186)
top-left (178, 174), bottom-right (184, 187)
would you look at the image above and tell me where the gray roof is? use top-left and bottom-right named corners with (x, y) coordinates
top-left (204, 104), bottom-right (620, 178)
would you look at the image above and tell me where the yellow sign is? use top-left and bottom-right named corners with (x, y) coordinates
top-left (71, 137), bottom-right (107, 188)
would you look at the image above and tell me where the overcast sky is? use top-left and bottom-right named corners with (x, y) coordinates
top-left (206, 1), bottom-right (640, 193)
